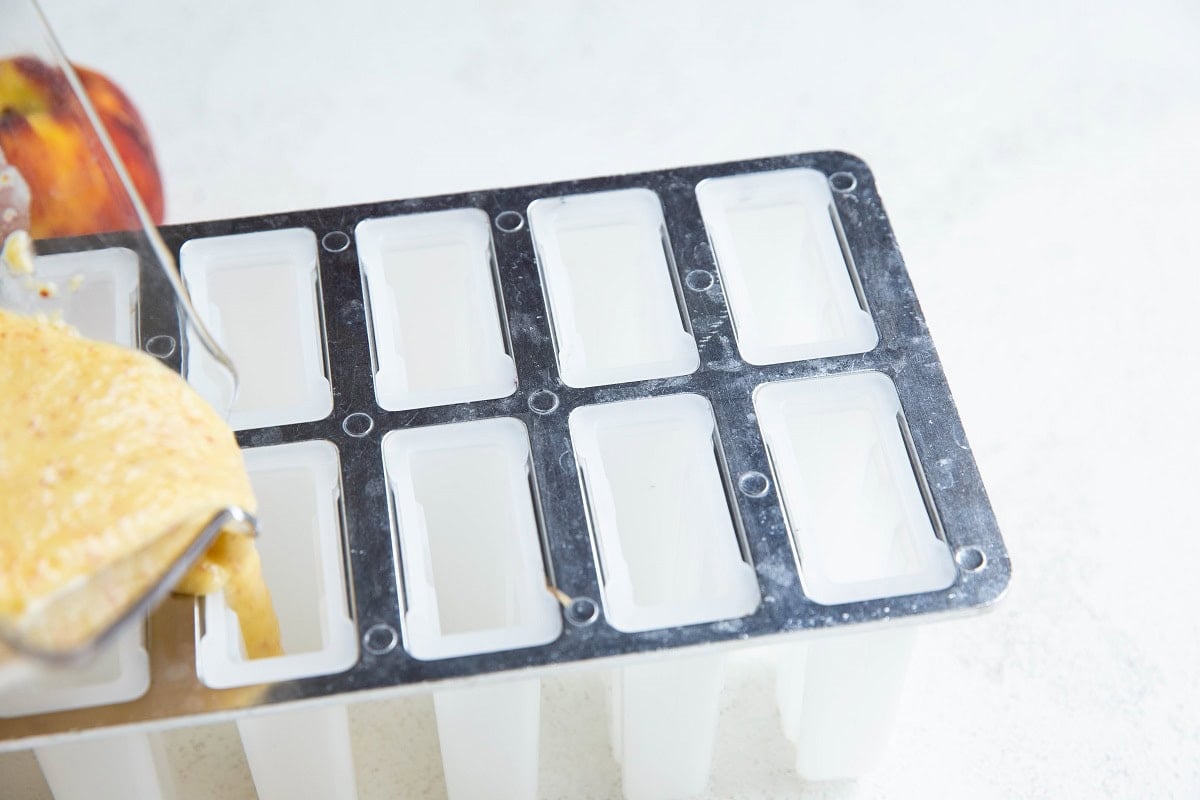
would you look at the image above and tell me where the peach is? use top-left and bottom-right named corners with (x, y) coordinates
top-left (0, 57), bottom-right (164, 239)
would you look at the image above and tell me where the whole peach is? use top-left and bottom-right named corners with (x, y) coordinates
top-left (0, 57), bottom-right (164, 239)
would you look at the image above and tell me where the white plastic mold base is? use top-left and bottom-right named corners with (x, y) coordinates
top-left (754, 371), bottom-right (956, 605)
top-left (383, 418), bottom-right (560, 800)
top-left (609, 654), bottom-right (727, 800)
top-left (528, 188), bottom-right (699, 387)
top-left (34, 247), bottom-right (139, 347)
top-left (355, 208), bottom-right (518, 411)
top-left (696, 168), bottom-right (878, 365)
top-left (196, 439), bottom-right (357, 689)
top-left (180, 227), bottom-right (332, 429)
top-left (776, 626), bottom-right (917, 781)
top-left (237, 703), bottom-right (358, 800)
top-left (569, 393), bottom-right (760, 632)
top-left (381, 417), bottom-right (562, 661)
top-left (0, 154), bottom-right (1008, 789)
top-left (570, 393), bottom-right (758, 800)
top-left (35, 732), bottom-right (176, 800)
top-left (434, 680), bottom-right (541, 800)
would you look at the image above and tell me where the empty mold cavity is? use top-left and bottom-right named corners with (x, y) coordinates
top-left (381, 417), bottom-right (562, 659)
top-left (528, 188), bottom-right (699, 387)
top-left (33, 247), bottom-right (139, 346)
top-left (384, 418), bottom-right (558, 800)
top-left (196, 439), bottom-right (357, 688)
top-left (355, 209), bottom-right (517, 410)
top-left (180, 228), bottom-right (332, 430)
top-left (695, 168), bottom-right (878, 365)
top-left (0, 626), bottom-right (148, 718)
top-left (570, 394), bottom-right (756, 800)
top-left (569, 393), bottom-right (760, 632)
top-left (754, 371), bottom-right (955, 605)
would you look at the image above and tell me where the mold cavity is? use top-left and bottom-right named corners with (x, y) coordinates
top-left (0, 625), bottom-right (148, 717)
top-left (196, 440), bottom-right (358, 688)
top-left (568, 393), bottom-right (760, 632)
top-left (528, 188), bottom-right (699, 388)
top-left (695, 169), bottom-right (878, 365)
top-left (180, 228), bottom-right (333, 430)
top-left (355, 209), bottom-right (518, 411)
top-left (382, 418), bottom-right (562, 660)
top-left (753, 372), bottom-right (956, 605)
top-left (34, 247), bottom-right (139, 347)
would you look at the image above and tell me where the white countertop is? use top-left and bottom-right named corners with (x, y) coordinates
top-left (2, 1), bottom-right (1197, 797)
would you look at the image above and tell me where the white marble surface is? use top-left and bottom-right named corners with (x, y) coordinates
top-left (3, 1), bottom-right (1199, 797)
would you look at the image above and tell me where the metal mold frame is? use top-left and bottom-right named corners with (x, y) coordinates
top-left (0, 151), bottom-right (1009, 750)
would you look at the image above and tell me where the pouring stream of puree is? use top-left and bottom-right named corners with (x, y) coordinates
top-left (0, 308), bottom-right (282, 659)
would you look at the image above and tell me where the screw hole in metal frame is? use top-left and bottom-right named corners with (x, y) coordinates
top-left (363, 623), bottom-right (398, 655)
top-left (145, 334), bottom-right (176, 359)
top-left (495, 210), bottom-right (525, 233)
top-left (566, 598), bottom-right (599, 626)
top-left (955, 546), bottom-right (986, 572)
top-left (528, 389), bottom-right (560, 415)
top-left (321, 231), bottom-right (351, 253)
top-left (738, 471), bottom-right (770, 498)
top-left (342, 412), bottom-right (375, 437)
top-left (829, 171), bottom-right (857, 193)
top-left (685, 269), bottom-right (715, 292)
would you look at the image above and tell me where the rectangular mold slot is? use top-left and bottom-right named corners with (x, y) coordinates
top-left (381, 417), bottom-right (561, 659)
top-left (382, 417), bottom-right (560, 800)
top-left (528, 188), bottom-right (699, 387)
top-left (569, 393), bottom-right (760, 632)
top-left (754, 371), bottom-right (956, 605)
top-left (33, 246), bottom-right (139, 347)
top-left (195, 439), bottom-right (357, 688)
top-left (196, 440), bottom-right (358, 800)
top-left (180, 228), bottom-right (332, 430)
top-left (569, 393), bottom-right (759, 800)
top-left (0, 626), bottom-right (148, 718)
top-left (355, 209), bottom-right (517, 410)
top-left (695, 168), bottom-right (879, 365)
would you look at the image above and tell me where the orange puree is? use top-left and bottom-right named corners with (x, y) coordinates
top-left (0, 309), bottom-right (281, 657)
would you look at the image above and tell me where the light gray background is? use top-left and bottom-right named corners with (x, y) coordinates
top-left (2, 1), bottom-right (1197, 797)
